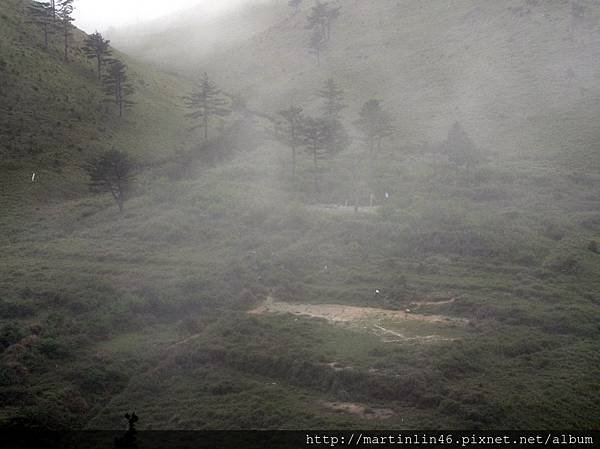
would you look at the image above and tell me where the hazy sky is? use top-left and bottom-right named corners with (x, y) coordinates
top-left (74, 0), bottom-right (253, 33)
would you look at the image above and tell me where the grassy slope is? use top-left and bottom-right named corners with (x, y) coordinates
top-left (0, 0), bottom-right (599, 431)
top-left (0, 0), bottom-right (199, 209)
top-left (198, 0), bottom-right (600, 166)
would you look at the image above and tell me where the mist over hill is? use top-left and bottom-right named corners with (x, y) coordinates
top-left (119, 0), bottom-right (600, 167)
top-left (1, 0), bottom-right (600, 433)
top-left (106, 0), bottom-right (287, 68)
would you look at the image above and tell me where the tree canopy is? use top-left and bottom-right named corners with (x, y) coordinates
top-left (184, 73), bottom-right (231, 140)
top-left (84, 149), bottom-right (136, 212)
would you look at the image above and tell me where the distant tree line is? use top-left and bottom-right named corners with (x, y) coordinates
top-left (28, 1), bottom-right (135, 118)
top-left (26, 1), bottom-right (138, 212)
top-left (274, 78), bottom-right (393, 203)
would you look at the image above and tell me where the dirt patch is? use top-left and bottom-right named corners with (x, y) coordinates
top-left (249, 296), bottom-right (465, 325)
top-left (409, 297), bottom-right (456, 306)
top-left (249, 297), bottom-right (467, 342)
top-left (307, 204), bottom-right (380, 215)
top-left (322, 401), bottom-right (394, 420)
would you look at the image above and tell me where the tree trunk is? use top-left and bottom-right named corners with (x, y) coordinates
top-left (292, 145), bottom-right (296, 179)
top-left (63, 24), bottom-right (68, 62)
top-left (204, 115), bottom-right (208, 140)
top-left (117, 76), bottom-right (123, 117)
top-left (313, 147), bottom-right (320, 194)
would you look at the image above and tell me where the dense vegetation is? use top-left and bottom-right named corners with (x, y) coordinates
top-left (1, 0), bottom-right (599, 431)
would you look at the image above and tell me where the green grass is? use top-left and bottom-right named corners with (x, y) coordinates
top-left (1, 0), bottom-right (600, 432)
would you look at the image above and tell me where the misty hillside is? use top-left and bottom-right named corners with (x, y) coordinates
top-left (0, 0), bottom-right (199, 208)
top-left (107, 1), bottom-right (288, 65)
top-left (121, 0), bottom-right (600, 167)
top-left (1, 0), bottom-right (600, 433)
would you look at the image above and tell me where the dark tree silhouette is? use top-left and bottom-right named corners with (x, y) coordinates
top-left (103, 59), bottom-right (134, 117)
top-left (83, 32), bottom-right (112, 81)
top-left (27, 2), bottom-right (54, 48)
top-left (355, 99), bottom-right (394, 157)
top-left (318, 78), bottom-right (346, 119)
top-left (184, 72), bottom-right (231, 140)
top-left (299, 116), bottom-right (330, 194)
top-left (308, 28), bottom-right (326, 66)
top-left (114, 412), bottom-right (139, 449)
top-left (56, 0), bottom-right (74, 62)
top-left (305, 1), bottom-right (341, 65)
top-left (277, 105), bottom-right (304, 179)
top-left (322, 118), bottom-right (349, 157)
top-left (441, 122), bottom-right (481, 169)
top-left (306, 0), bottom-right (340, 42)
top-left (49, 0), bottom-right (56, 21)
top-left (84, 149), bottom-right (136, 212)
top-left (289, 0), bottom-right (304, 14)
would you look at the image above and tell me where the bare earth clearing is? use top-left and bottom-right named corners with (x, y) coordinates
top-left (249, 297), bottom-right (467, 343)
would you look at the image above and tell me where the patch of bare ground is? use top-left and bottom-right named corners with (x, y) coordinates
top-left (307, 204), bottom-right (380, 215)
top-left (321, 401), bottom-right (394, 420)
top-left (249, 296), bottom-right (467, 342)
top-left (249, 296), bottom-right (465, 324)
top-left (409, 297), bottom-right (457, 306)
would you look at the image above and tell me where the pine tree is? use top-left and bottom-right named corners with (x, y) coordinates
top-left (317, 78), bottom-right (346, 119)
top-left (103, 59), bottom-right (135, 117)
top-left (27, 2), bottom-right (54, 48)
top-left (277, 105), bottom-right (304, 179)
top-left (355, 99), bottom-right (393, 191)
top-left (289, 0), bottom-right (304, 14)
top-left (322, 118), bottom-right (349, 157)
top-left (306, 1), bottom-right (340, 42)
top-left (184, 73), bottom-right (231, 141)
top-left (49, 0), bottom-right (56, 21)
top-left (355, 99), bottom-right (394, 157)
top-left (56, 0), bottom-right (74, 62)
top-left (83, 32), bottom-right (112, 81)
top-left (299, 116), bottom-right (330, 194)
top-left (442, 122), bottom-right (481, 169)
top-left (308, 28), bottom-right (326, 66)
top-left (84, 149), bottom-right (136, 213)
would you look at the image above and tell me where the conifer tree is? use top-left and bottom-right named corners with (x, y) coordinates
top-left (308, 28), bottom-right (326, 66)
top-left (355, 99), bottom-right (394, 157)
top-left (355, 99), bottom-right (393, 191)
top-left (84, 149), bottom-right (136, 213)
top-left (277, 105), bottom-right (304, 179)
top-left (184, 73), bottom-right (231, 140)
top-left (306, 1), bottom-right (340, 42)
top-left (49, 0), bottom-right (56, 21)
top-left (83, 32), bottom-right (112, 81)
top-left (103, 59), bottom-right (135, 117)
top-left (299, 116), bottom-right (330, 194)
top-left (289, 0), bottom-right (304, 14)
top-left (27, 2), bottom-right (53, 48)
top-left (442, 122), bottom-right (481, 169)
top-left (56, 0), bottom-right (74, 62)
top-left (318, 78), bottom-right (346, 119)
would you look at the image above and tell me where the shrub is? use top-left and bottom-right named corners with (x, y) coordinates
top-left (546, 256), bottom-right (582, 275)
top-left (0, 324), bottom-right (25, 351)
